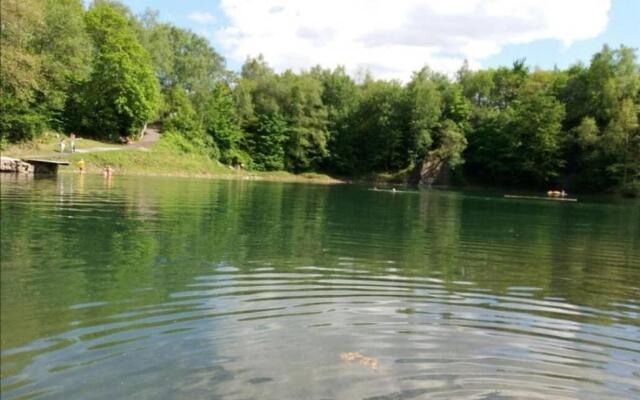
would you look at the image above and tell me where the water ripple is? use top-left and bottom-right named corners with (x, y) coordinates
top-left (1, 175), bottom-right (638, 399)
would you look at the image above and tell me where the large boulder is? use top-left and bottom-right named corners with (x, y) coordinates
top-left (0, 157), bottom-right (34, 174)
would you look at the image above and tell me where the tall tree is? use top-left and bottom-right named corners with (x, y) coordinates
top-left (352, 79), bottom-right (405, 172)
top-left (78, 3), bottom-right (160, 138)
top-left (312, 66), bottom-right (360, 173)
top-left (510, 72), bottom-right (566, 185)
top-left (247, 113), bottom-right (287, 171)
top-left (603, 98), bottom-right (639, 187)
top-left (0, 0), bottom-right (46, 142)
top-left (37, 0), bottom-right (91, 128)
top-left (198, 83), bottom-right (246, 164)
top-left (313, 66), bottom-right (359, 126)
top-left (279, 71), bottom-right (329, 171)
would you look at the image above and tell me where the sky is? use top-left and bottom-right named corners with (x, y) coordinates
top-left (120, 0), bottom-right (639, 80)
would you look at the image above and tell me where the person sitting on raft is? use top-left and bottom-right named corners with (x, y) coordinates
top-left (547, 190), bottom-right (567, 197)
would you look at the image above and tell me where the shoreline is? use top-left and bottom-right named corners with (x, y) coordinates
top-left (4, 168), bottom-right (637, 203)
top-left (56, 168), bottom-right (346, 184)
top-left (2, 136), bottom-right (638, 196)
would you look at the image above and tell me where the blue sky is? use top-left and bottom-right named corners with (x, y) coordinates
top-left (482, 0), bottom-right (640, 69)
top-left (119, 0), bottom-right (639, 79)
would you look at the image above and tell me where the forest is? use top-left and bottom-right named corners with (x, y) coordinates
top-left (1, 0), bottom-right (639, 194)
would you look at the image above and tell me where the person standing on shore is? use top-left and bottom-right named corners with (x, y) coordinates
top-left (69, 133), bottom-right (76, 153)
top-left (59, 138), bottom-right (66, 153)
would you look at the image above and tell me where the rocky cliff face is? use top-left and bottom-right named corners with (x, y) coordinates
top-left (409, 154), bottom-right (451, 186)
top-left (0, 157), bottom-right (34, 174)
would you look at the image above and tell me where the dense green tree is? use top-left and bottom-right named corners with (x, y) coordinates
top-left (247, 113), bottom-right (287, 171)
top-left (432, 119), bottom-right (467, 168)
top-left (162, 85), bottom-right (199, 138)
top-left (442, 84), bottom-right (471, 130)
top-left (559, 64), bottom-right (591, 129)
top-left (77, 3), bottom-right (160, 138)
top-left (234, 57), bottom-right (284, 168)
top-left (235, 59), bottom-right (330, 172)
top-left (402, 68), bottom-right (444, 166)
top-left (463, 70), bottom-right (565, 186)
top-left (603, 98), bottom-right (639, 187)
top-left (0, 0), bottom-right (46, 142)
top-left (137, 11), bottom-right (174, 88)
top-left (198, 83), bottom-right (246, 164)
top-left (311, 66), bottom-right (360, 173)
top-left (558, 45), bottom-right (640, 191)
top-left (575, 116), bottom-right (600, 148)
top-left (165, 27), bottom-right (226, 92)
top-left (279, 71), bottom-right (329, 171)
top-left (490, 59), bottom-right (528, 109)
top-left (458, 63), bottom-right (494, 108)
top-left (239, 56), bottom-right (283, 116)
top-left (510, 72), bottom-right (566, 185)
top-left (0, 0), bottom-right (91, 142)
top-left (37, 0), bottom-right (91, 127)
top-left (352, 79), bottom-right (405, 172)
top-left (133, 12), bottom-right (233, 161)
top-left (0, 0), bottom-right (44, 102)
top-left (464, 108), bottom-right (517, 183)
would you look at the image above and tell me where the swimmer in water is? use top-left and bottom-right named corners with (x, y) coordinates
top-left (76, 159), bottom-right (85, 173)
top-left (103, 165), bottom-right (114, 177)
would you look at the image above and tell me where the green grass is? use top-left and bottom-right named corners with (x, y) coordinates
top-left (66, 143), bottom-right (230, 176)
top-left (1, 132), bottom-right (120, 159)
top-left (66, 147), bottom-right (341, 183)
top-left (81, 153), bottom-right (338, 182)
top-left (2, 132), bottom-right (343, 183)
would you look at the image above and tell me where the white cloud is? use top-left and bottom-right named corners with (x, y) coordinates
top-left (215, 0), bottom-right (610, 80)
top-left (188, 11), bottom-right (216, 24)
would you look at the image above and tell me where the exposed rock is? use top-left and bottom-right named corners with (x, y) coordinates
top-left (409, 154), bottom-right (450, 186)
top-left (0, 157), bottom-right (34, 174)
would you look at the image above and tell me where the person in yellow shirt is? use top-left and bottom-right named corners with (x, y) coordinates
top-left (77, 159), bottom-right (85, 173)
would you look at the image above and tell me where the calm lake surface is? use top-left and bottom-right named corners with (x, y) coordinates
top-left (1, 174), bottom-right (639, 399)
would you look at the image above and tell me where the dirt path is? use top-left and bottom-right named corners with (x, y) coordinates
top-left (75, 146), bottom-right (122, 154)
top-left (128, 124), bottom-right (160, 149)
top-left (13, 146), bottom-right (124, 159)
top-left (9, 125), bottom-right (161, 159)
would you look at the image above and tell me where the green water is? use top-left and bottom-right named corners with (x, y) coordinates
top-left (1, 174), bottom-right (639, 399)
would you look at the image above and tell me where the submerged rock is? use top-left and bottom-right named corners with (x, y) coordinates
top-left (340, 352), bottom-right (379, 370)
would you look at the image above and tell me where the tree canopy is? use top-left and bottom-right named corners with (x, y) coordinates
top-left (1, 1), bottom-right (638, 194)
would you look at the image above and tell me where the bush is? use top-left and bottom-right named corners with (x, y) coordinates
top-left (224, 148), bottom-right (253, 168)
top-left (621, 181), bottom-right (640, 198)
top-left (0, 95), bottom-right (48, 142)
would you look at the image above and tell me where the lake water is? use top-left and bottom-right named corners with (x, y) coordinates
top-left (1, 174), bottom-right (639, 399)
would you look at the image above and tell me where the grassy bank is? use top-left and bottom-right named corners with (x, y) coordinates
top-left (1, 133), bottom-right (342, 184)
top-left (1, 132), bottom-right (119, 158)
top-left (66, 148), bottom-right (341, 183)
